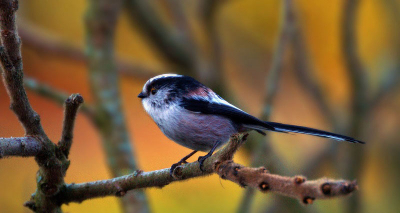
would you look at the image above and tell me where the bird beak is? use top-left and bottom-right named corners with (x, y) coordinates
top-left (137, 92), bottom-right (146, 99)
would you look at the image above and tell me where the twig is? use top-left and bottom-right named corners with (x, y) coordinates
top-left (85, 0), bottom-right (149, 211)
top-left (58, 94), bottom-right (84, 157)
top-left (17, 20), bottom-right (157, 80)
top-left (0, 137), bottom-right (42, 158)
top-left (216, 161), bottom-right (358, 204)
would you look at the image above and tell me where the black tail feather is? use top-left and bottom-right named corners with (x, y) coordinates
top-left (263, 121), bottom-right (365, 144)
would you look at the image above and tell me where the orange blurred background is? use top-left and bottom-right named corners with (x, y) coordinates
top-left (0, 0), bottom-right (399, 213)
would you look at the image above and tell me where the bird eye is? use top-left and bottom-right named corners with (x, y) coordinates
top-left (150, 88), bottom-right (157, 95)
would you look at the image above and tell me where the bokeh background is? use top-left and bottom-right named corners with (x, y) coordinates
top-left (0, 0), bottom-right (399, 212)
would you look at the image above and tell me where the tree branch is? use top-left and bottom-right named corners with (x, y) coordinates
top-left (0, 1), bottom-right (71, 211)
top-left (61, 133), bottom-right (247, 204)
top-left (0, 1), bottom-right (45, 136)
top-left (0, 136), bottom-right (42, 158)
top-left (59, 133), bottom-right (357, 206)
top-left (58, 94), bottom-right (84, 157)
top-left (216, 161), bottom-right (358, 204)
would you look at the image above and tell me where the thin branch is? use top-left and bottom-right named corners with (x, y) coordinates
top-left (24, 77), bottom-right (94, 118)
top-left (0, 136), bottom-right (42, 158)
top-left (17, 20), bottom-right (157, 80)
top-left (58, 94), bottom-right (84, 157)
top-left (0, 1), bottom-right (45, 136)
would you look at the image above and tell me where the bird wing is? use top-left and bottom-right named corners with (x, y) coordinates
top-left (179, 97), bottom-right (365, 144)
top-left (179, 97), bottom-right (275, 131)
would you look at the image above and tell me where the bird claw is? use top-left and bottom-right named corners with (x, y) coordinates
top-left (198, 156), bottom-right (206, 172)
top-left (170, 163), bottom-right (180, 176)
top-left (170, 159), bottom-right (189, 176)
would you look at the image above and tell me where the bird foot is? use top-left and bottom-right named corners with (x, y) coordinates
top-left (170, 159), bottom-right (188, 176)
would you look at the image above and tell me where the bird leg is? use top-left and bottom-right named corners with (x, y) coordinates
top-left (170, 150), bottom-right (198, 176)
top-left (198, 141), bottom-right (221, 172)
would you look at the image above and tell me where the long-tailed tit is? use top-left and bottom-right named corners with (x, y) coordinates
top-left (138, 74), bottom-right (364, 174)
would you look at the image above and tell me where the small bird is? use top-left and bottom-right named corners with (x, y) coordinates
top-left (138, 74), bottom-right (364, 174)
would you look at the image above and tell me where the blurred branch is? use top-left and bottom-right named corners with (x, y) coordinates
top-left (291, 20), bottom-right (336, 126)
top-left (125, 0), bottom-right (194, 71)
top-left (60, 134), bottom-right (358, 206)
top-left (371, 70), bottom-right (400, 109)
top-left (58, 94), bottom-right (84, 158)
top-left (197, 0), bottom-right (225, 93)
top-left (0, 137), bottom-right (42, 158)
top-left (238, 0), bottom-right (290, 211)
top-left (24, 77), bottom-right (95, 118)
top-left (17, 20), bottom-right (157, 80)
top-left (342, 1), bottom-right (368, 213)
top-left (370, 0), bottom-right (400, 110)
top-left (85, 0), bottom-right (149, 212)
top-left (289, 0), bottom-right (342, 177)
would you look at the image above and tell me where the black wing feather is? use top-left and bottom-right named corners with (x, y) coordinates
top-left (180, 98), bottom-right (275, 131)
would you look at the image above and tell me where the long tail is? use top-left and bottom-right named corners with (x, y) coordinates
top-left (261, 121), bottom-right (365, 144)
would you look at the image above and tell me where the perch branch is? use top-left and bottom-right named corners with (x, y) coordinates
top-left (216, 161), bottom-right (358, 204)
top-left (0, 136), bottom-right (42, 158)
top-left (60, 134), bottom-right (357, 205)
top-left (60, 134), bottom-right (247, 204)
top-left (58, 94), bottom-right (84, 157)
